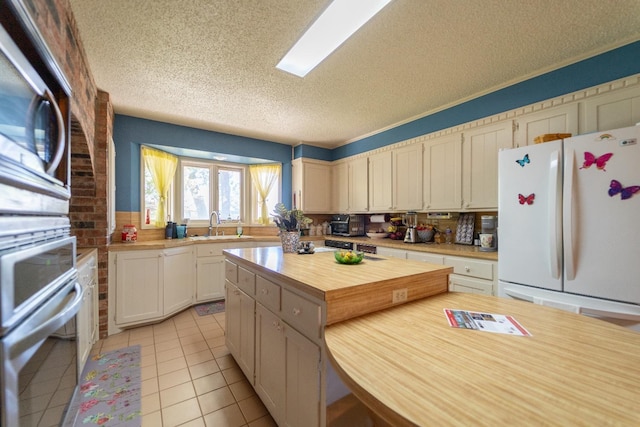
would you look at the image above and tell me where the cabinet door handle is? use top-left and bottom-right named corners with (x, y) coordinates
top-left (465, 266), bottom-right (471, 272)
top-left (261, 288), bottom-right (268, 295)
top-left (292, 307), bottom-right (301, 316)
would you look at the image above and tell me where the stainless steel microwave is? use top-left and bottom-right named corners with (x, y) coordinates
top-left (0, 17), bottom-right (71, 215)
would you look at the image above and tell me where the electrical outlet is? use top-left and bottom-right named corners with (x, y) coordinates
top-left (392, 288), bottom-right (408, 303)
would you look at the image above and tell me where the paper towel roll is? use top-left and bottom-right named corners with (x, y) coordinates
top-left (370, 215), bottom-right (386, 223)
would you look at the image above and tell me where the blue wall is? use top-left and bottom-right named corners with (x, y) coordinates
top-left (114, 40), bottom-right (640, 212)
top-left (113, 115), bottom-right (293, 212)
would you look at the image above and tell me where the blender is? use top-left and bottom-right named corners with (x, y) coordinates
top-left (403, 211), bottom-right (418, 243)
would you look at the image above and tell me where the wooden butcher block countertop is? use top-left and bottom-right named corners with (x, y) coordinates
top-left (324, 292), bottom-right (640, 426)
top-left (224, 247), bottom-right (452, 325)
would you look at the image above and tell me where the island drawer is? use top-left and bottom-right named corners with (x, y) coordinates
top-left (444, 256), bottom-right (493, 280)
top-left (237, 266), bottom-right (256, 295)
top-left (256, 276), bottom-right (280, 312)
top-left (225, 259), bottom-right (238, 283)
top-left (281, 289), bottom-right (321, 339)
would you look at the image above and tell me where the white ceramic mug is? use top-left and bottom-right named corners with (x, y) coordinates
top-left (479, 233), bottom-right (494, 248)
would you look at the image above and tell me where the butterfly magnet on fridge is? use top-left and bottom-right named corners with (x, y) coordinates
top-left (608, 180), bottom-right (640, 200)
top-left (515, 154), bottom-right (530, 167)
top-left (580, 152), bottom-right (613, 171)
top-left (518, 193), bottom-right (535, 205)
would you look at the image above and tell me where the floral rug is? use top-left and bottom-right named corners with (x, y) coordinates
top-left (194, 300), bottom-right (225, 316)
top-left (66, 345), bottom-right (141, 426)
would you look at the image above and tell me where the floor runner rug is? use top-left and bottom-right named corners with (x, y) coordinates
top-left (194, 300), bottom-right (225, 316)
top-left (66, 345), bottom-right (141, 426)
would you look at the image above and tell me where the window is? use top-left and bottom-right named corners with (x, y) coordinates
top-left (141, 146), bottom-right (177, 228)
top-left (180, 160), bottom-right (244, 225)
top-left (141, 145), bottom-right (281, 227)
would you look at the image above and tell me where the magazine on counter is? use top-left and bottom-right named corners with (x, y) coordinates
top-left (444, 308), bottom-right (532, 336)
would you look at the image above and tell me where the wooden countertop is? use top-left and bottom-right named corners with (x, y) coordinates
top-left (325, 236), bottom-right (498, 261)
top-left (108, 234), bottom-right (497, 261)
top-left (224, 247), bottom-right (452, 325)
top-left (324, 293), bottom-right (640, 426)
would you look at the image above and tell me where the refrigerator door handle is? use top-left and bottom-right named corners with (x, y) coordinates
top-left (548, 149), bottom-right (562, 279)
top-left (563, 147), bottom-right (576, 280)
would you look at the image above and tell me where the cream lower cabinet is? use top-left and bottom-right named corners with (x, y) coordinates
top-left (77, 249), bottom-right (99, 370)
top-left (195, 244), bottom-right (226, 302)
top-left (115, 249), bottom-right (164, 325)
top-left (444, 255), bottom-right (496, 296)
top-left (225, 259), bottom-right (324, 427)
top-left (404, 249), bottom-right (496, 295)
top-left (225, 280), bottom-right (255, 382)
top-left (114, 247), bottom-right (194, 327)
top-left (163, 246), bottom-right (194, 315)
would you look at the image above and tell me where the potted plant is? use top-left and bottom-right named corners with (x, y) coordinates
top-left (272, 203), bottom-right (311, 252)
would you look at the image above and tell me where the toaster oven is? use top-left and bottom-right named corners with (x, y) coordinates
top-left (330, 214), bottom-right (365, 237)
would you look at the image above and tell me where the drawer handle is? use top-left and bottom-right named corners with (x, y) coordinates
top-left (261, 288), bottom-right (268, 295)
top-left (465, 266), bottom-right (470, 272)
top-left (273, 321), bottom-right (282, 331)
top-left (292, 307), bottom-right (301, 316)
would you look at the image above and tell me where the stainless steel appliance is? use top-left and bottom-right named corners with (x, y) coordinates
top-left (330, 214), bottom-right (365, 237)
top-left (0, 2), bottom-right (79, 425)
top-left (0, 11), bottom-right (71, 216)
top-left (324, 239), bottom-right (354, 250)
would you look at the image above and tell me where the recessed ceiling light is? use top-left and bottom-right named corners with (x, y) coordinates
top-left (276, 0), bottom-right (393, 78)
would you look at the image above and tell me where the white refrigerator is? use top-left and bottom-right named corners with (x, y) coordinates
top-left (498, 125), bottom-right (640, 331)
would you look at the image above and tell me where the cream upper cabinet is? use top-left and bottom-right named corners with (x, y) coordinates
top-left (368, 151), bottom-right (393, 212)
top-left (462, 121), bottom-right (514, 210)
top-left (331, 161), bottom-right (349, 212)
top-left (514, 104), bottom-right (578, 147)
top-left (292, 158), bottom-right (331, 213)
top-left (581, 85), bottom-right (640, 133)
top-left (423, 134), bottom-right (462, 211)
top-left (393, 143), bottom-right (423, 211)
top-left (348, 156), bottom-right (368, 212)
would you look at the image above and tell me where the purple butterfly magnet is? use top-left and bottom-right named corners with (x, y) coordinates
top-left (608, 180), bottom-right (640, 200)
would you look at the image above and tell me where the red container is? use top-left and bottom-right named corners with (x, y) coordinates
top-left (121, 224), bottom-right (137, 242)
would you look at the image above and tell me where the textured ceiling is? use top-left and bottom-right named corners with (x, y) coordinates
top-left (69, 0), bottom-right (640, 149)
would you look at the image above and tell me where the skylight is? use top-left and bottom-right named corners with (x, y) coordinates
top-left (276, 0), bottom-right (393, 78)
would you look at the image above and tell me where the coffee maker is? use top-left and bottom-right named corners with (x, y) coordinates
top-left (479, 215), bottom-right (498, 252)
top-left (403, 212), bottom-right (418, 243)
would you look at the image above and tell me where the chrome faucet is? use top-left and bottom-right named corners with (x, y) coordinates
top-left (208, 211), bottom-right (220, 236)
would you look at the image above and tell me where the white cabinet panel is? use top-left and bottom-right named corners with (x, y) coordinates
top-left (393, 143), bottom-right (423, 211)
top-left (368, 151), bottom-right (393, 212)
top-left (349, 157), bottom-right (368, 212)
top-left (406, 251), bottom-right (444, 265)
top-left (115, 250), bottom-right (163, 325)
top-left (582, 86), bottom-right (640, 133)
top-left (376, 247), bottom-right (407, 259)
top-left (331, 162), bottom-right (349, 212)
top-left (226, 281), bottom-right (255, 383)
top-left (515, 104), bottom-right (578, 147)
top-left (423, 134), bottom-right (462, 210)
top-left (163, 247), bottom-right (194, 315)
top-left (196, 256), bottom-right (225, 302)
top-left (292, 159), bottom-right (332, 213)
top-left (462, 121), bottom-right (513, 209)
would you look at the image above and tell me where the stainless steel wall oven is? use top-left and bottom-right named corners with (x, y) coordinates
top-left (0, 1), bottom-right (78, 426)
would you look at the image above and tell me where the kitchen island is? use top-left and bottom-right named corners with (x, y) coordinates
top-left (325, 292), bottom-right (640, 426)
top-left (223, 246), bottom-right (452, 427)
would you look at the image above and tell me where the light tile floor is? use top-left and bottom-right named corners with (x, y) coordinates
top-left (91, 307), bottom-right (277, 427)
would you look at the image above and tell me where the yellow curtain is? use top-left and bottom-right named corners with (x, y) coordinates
top-left (249, 163), bottom-right (281, 224)
top-left (142, 146), bottom-right (178, 227)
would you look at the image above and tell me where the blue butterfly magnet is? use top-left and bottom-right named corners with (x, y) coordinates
top-left (608, 180), bottom-right (640, 200)
top-left (516, 154), bottom-right (530, 167)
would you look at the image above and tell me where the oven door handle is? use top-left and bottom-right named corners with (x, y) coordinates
top-left (9, 281), bottom-right (83, 361)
